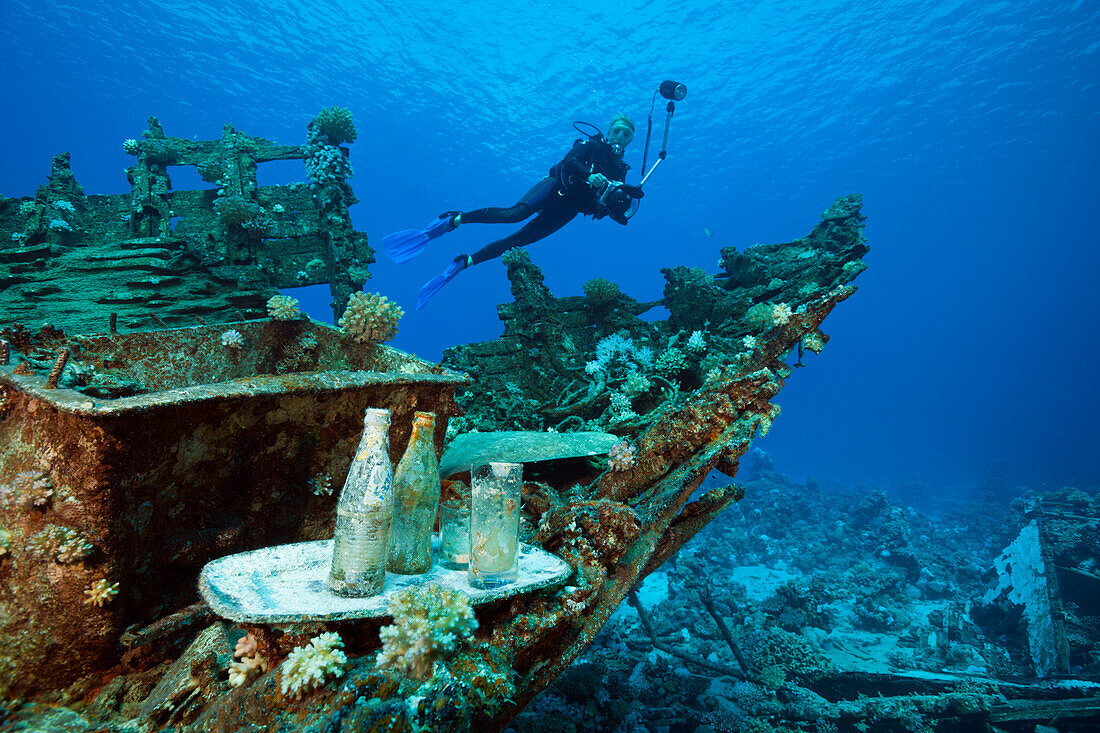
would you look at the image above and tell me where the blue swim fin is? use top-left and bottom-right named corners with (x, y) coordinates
top-left (383, 214), bottom-right (456, 263)
top-left (416, 256), bottom-right (469, 310)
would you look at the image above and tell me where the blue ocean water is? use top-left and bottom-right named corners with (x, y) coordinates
top-left (2, 0), bottom-right (1097, 494)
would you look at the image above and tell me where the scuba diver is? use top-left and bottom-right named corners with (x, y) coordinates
top-left (384, 113), bottom-right (645, 309)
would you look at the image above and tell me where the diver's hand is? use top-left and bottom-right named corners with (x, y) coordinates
top-left (587, 173), bottom-right (609, 191)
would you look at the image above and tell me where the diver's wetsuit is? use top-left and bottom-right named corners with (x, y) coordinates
top-left (461, 135), bottom-right (630, 265)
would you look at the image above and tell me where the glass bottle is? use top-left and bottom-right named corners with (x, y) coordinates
top-left (328, 407), bottom-right (394, 597)
top-left (387, 411), bottom-right (442, 574)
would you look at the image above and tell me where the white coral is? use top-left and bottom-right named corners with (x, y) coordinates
top-left (802, 330), bottom-right (826, 354)
top-left (608, 440), bottom-right (636, 472)
top-left (746, 302), bottom-right (792, 329)
top-left (686, 330), bottom-right (707, 353)
top-left (220, 329), bottom-right (244, 349)
top-left (622, 370), bottom-right (651, 396)
top-left (267, 295), bottom-right (301, 321)
top-left (228, 654), bottom-right (269, 687)
top-left (338, 292), bottom-right (404, 343)
top-left (280, 632), bottom-right (346, 698)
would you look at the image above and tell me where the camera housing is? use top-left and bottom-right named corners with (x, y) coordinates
top-left (659, 80), bottom-right (687, 101)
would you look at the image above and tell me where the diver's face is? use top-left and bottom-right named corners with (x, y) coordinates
top-left (607, 123), bottom-right (634, 149)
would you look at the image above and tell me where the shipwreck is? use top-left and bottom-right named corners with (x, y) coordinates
top-left (1, 112), bottom-right (1093, 732)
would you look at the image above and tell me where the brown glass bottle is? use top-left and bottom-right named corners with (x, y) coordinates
top-left (387, 411), bottom-right (441, 574)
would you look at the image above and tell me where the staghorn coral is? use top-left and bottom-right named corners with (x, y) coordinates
top-left (376, 583), bottom-right (478, 680)
top-left (622, 370), bottom-right (651, 396)
top-left (235, 633), bottom-right (259, 659)
top-left (266, 295), bottom-right (302, 321)
top-left (25, 525), bottom-right (94, 563)
top-left (338, 292), bottom-right (404, 343)
top-left (6, 470), bottom-right (54, 510)
top-left (274, 333), bottom-right (319, 373)
top-left (241, 212), bottom-right (276, 237)
top-left (608, 392), bottom-right (637, 422)
top-left (654, 347), bottom-right (687, 377)
top-left (583, 277), bottom-right (623, 312)
top-left (84, 579), bottom-right (119, 607)
top-left (734, 625), bottom-right (835, 685)
top-left (280, 632), bottom-right (347, 698)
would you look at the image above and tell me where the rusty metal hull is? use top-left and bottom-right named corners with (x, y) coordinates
top-left (0, 320), bottom-right (468, 694)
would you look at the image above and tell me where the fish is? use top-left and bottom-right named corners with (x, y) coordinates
top-left (703, 226), bottom-right (713, 237)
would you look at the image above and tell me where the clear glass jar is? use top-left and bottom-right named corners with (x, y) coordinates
top-left (439, 498), bottom-right (471, 570)
top-left (468, 462), bottom-right (522, 589)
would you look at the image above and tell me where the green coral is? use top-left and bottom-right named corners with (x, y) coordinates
top-left (654, 347), bottom-right (686, 377)
top-left (313, 106), bottom-right (358, 145)
top-left (735, 625), bottom-right (835, 685)
top-left (583, 277), bottom-right (622, 309)
top-left (196, 160), bottom-right (224, 183)
top-left (25, 525), bottom-right (93, 563)
top-left (212, 194), bottom-right (261, 226)
top-left (500, 247), bottom-right (526, 266)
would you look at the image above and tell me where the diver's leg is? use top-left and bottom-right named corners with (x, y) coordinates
top-left (469, 203), bottom-right (577, 265)
top-left (456, 177), bottom-right (556, 225)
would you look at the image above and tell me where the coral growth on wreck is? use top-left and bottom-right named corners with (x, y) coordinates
top-left (338, 291), bottom-right (404, 343)
top-left (279, 632), bottom-right (347, 698)
top-left (376, 583), bottom-right (479, 680)
top-left (266, 295), bottom-right (302, 321)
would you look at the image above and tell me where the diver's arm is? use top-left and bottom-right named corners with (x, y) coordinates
top-left (557, 140), bottom-right (595, 191)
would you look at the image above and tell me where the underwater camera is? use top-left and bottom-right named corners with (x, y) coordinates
top-left (659, 80), bottom-right (688, 101)
top-left (599, 181), bottom-right (645, 225)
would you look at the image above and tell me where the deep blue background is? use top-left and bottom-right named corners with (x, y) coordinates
top-left (2, 1), bottom-right (1097, 494)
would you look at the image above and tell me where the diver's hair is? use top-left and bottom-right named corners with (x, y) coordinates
top-left (609, 112), bottom-right (635, 134)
